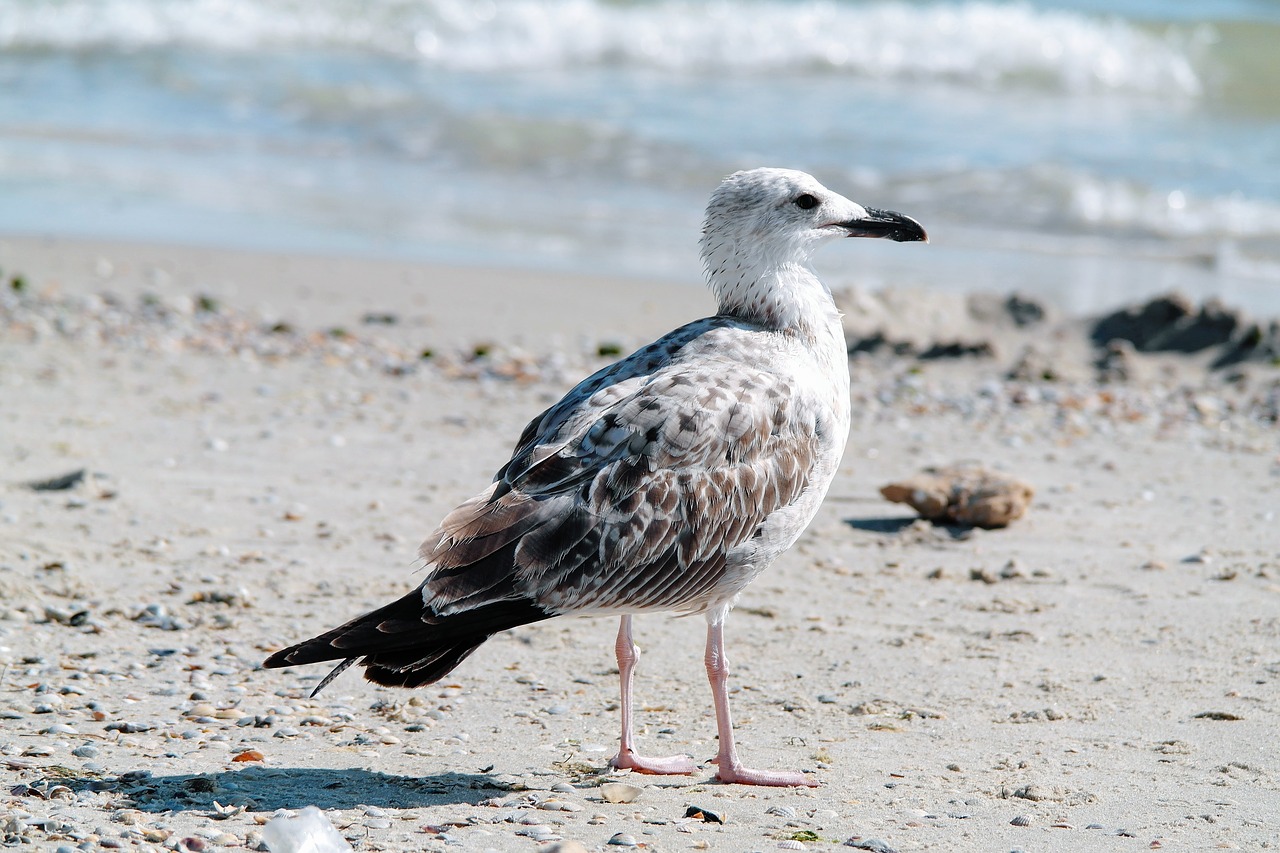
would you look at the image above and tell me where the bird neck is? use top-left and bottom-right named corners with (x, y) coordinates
top-left (709, 260), bottom-right (841, 340)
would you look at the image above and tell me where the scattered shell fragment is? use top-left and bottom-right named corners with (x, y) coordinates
top-left (607, 833), bottom-right (638, 847)
top-left (516, 825), bottom-right (560, 842)
top-left (1011, 814), bottom-right (1033, 827)
top-left (843, 838), bottom-right (898, 853)
top-left (232, 750), bottom-right (265, 763)
top-left (211, 801), bottom-right (246, 820)
top-left (599, 783), bottom-right (642, 804)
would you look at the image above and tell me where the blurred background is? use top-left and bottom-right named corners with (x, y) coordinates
top-left (2, 0), bottom-right (1278, 312)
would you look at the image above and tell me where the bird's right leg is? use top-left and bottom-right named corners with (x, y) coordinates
top-left (608, 615), bottom-right (698, 775)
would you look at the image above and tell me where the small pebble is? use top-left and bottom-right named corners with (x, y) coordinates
top-left (607, 833), bottom-right (638, 847)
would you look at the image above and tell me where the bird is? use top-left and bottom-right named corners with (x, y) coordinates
top-left (263, 168), bottom-right (927, 786)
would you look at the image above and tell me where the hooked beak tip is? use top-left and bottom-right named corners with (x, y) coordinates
top-left (842, 207), bottom-right (928, 243)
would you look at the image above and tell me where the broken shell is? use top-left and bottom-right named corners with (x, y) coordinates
top-left (599, 783), bottom-right (642, 804)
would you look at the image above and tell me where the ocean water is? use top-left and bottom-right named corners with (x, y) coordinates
top-left (2, 0), bottom-right (1279, 313)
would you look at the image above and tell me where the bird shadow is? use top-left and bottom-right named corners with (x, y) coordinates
top-left (56, 767), bottom-right (502, 813)
top-left (844, 515), bottom-right (974, 540)
top-left (844, 515), bottom-right (917, 534)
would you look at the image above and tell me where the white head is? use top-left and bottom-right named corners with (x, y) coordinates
top-left (700, 168), bottom-right (926, 328)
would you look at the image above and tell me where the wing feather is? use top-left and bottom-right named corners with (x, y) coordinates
top-left (416, 320), bottom-right (822, 618)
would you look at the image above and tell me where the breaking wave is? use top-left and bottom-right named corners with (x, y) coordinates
top-left (1, 0), bottom-right (1210, 97)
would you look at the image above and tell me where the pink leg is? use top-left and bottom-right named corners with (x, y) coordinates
top-left (705, 619), bottom-right (818, 787)
top-left (608, 615), bottom-right (697, 775)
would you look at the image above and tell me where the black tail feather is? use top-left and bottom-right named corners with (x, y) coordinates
top-left (263, 585), bottom-right (552, 694)
top-left (361, 637), bottom-right (491, 689)
top-left (311, 658), bottom-right (357, 698)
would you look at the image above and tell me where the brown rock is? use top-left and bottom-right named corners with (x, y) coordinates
top-left (880, 465), bottom-right (1034, 528)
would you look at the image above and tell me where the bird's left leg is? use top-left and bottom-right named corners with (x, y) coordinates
top-left (608, 615), bottom-right (698, 775)
top-left (705, 615), bottom-right (818, 787)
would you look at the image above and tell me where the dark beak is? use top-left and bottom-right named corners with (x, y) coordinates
top-left (841, 207), bottom-right (928, 243)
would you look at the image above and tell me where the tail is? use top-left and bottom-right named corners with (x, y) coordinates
top-left (262, 585), bottom-right (553, 696)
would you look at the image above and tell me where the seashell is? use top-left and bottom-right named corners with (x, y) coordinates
top-left (599, 783), bottom-right (642, 804)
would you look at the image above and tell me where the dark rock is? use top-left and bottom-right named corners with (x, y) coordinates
top-left (919, 341), bottom-right (995, 360)
top-left (1003, 293), bottom-right (1047, 328)
top-left (1089, 292), bottom-right (1280, 369)
top-left (1091, 294), bottom-right (1240, 354)
top-left (1214, 319), bottom-right (1280, 368)
top-left (25, 469), bottom-right (86, 492)
top-left (968, 292), bottom-right (1047, 328)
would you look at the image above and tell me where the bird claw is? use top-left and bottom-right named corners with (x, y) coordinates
top-left (609, 750), bottom-right (698, 775)
top-left (714, 765), bottom-right (819, 787)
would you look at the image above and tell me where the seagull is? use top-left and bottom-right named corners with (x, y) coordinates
top-left (263, 168), bottom-right (926, 786)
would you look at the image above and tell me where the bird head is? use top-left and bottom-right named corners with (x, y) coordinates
top-left (700, 168), bottom-right (926, 324)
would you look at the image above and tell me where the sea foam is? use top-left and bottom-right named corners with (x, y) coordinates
top-left (1, 0), bottom-right (1207, 97)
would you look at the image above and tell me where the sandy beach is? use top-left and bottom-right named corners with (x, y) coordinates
top-left (2, 234), bottom-right (1278, 852)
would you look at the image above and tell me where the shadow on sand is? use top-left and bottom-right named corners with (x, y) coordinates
top-left (843, 515), bottom-right (919, 534)
top-left (60, 767), bottom-right (502, 812)
top-left (844, 515), bottom-right (974, 540)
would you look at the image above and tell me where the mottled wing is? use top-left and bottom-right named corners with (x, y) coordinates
top-left (417, 349), bottom-right (823, 617)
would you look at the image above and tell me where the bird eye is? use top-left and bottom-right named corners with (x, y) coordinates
top-left (793, 193), bottom-right (819, 210)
